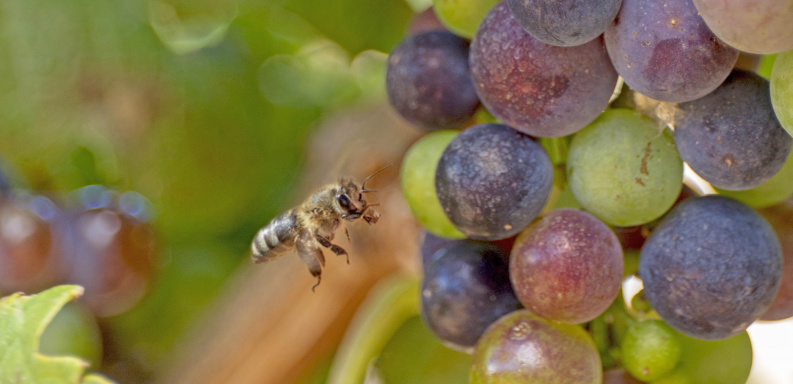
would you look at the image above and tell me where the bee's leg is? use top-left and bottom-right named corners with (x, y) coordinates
top-left (345, 228), bottom-right (351, 245)
top-left (362, 208), bottom-right (380, 225)
top-left (296, 232), bottom-right (325, 292)
top-left (315, 233), bottom-right (349, 264)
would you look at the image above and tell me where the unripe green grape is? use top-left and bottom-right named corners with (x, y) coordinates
top-left (432, 0), bottom-right (499, 39)
top-left (567, 109), bottom-right (683, 226)
top-left (651, 330), bottom-right (752, 384)
top-left (401, 130), bottom-right (465, 239)
top-left (771, 50), bottom-right (793, 137)
top-left (621, 320), bottom-right (682, 382)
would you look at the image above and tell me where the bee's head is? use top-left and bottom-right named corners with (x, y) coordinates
top-left (336, 165), bottom-right (390, 221)
top-left (335, 180), bottom-right (366, 220)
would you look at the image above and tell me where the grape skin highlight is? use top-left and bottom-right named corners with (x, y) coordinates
top-left (470, 1), bottom-right (618, 137)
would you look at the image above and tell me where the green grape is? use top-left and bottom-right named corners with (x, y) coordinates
top-left (771, 50), bottom-right (793, 137)
top-left (650, 331), bottom-right (752, 384)
top-left (716, 150), bottom-right (793, 208)
top-left (401, 130), bottom-right (465, 239)
top-left (567, 109), bottom-right (684, 226)
top-left (432, 0), bottom-right (499, 39)
top-left (621, 320), bottom-right (682, 382)
top-left (470, 310), bottom-right (601, 384)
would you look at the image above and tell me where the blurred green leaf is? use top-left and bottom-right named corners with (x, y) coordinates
top-left (375, 316), bottom-right (472, 384)
top-left (0, 285), bottom-right (116, 384)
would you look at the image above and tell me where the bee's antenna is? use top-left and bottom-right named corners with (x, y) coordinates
top-left (361, 164), bottom-right (392, 192)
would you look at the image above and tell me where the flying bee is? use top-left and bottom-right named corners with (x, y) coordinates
top-left (251, 165), bottom-right (390, 291)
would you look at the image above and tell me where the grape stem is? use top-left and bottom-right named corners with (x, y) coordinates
top-left (326, 274), bottom-right (420, 384)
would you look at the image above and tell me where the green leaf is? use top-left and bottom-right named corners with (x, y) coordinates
top-left (0, 285), bottom-right (116, 384)
top-left (375, 317), bottom-right (472, 384)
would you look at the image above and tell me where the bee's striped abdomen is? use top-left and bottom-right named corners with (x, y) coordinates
top-left (251, 209), bottom-right (300, 263)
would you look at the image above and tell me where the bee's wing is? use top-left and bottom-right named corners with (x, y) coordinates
top-left (296, 230), bottom-right (325, 289)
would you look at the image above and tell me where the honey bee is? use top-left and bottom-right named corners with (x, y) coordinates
top-left (251, 166), bottom-right (389, 290)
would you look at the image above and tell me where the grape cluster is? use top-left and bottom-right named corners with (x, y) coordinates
top-left (0, 183), bottom-right (157, 371)
top-left (390, 0), bottom-right (793, 382)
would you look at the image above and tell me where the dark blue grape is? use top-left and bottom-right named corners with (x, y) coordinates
top-left (639, 196), bottom-right (782, 340)
top-left (386, 31), bottom-right (480, 131)
top-left (421, 240), bottom-right (522, 350)
top-left (675, 69), bottom-right (792, 190)
top-left (420, 230), bottom-right (456, 267)
top-left (507, 0), bottom-right (622, 47)
top-left (435, 123), bottom-right (553, 240)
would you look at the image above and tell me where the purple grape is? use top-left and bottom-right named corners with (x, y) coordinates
top-left (435, 123), bottom-right (553, 240)
top-left (604, 0), bottom-right (738, 102)
top-left (421, 240), bottom-right (522, 350)
top-left (470, 1), bottom-right (618, 137)
top-left (507, 0), bottom-right (622, 47)
top-left (674, 69), bottom-right (792, 190)
top-left (510, 209), bottom-right (623, 324)
top-left (639, 196), bottom-right (782, 340)
top-left (386, 31), bottom-right (480, 131)
top-left (471, 310), bottom-right (601, 383)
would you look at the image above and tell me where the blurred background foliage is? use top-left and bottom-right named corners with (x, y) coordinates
top-left (0, 0), bottom-right (433, 381)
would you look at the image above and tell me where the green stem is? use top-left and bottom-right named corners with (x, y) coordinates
top-left (326, 274), bottom-right (420, 384)
top-left (540, 137), bottom-right (571, 166)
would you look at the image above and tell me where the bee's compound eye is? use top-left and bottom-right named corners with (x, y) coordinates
top-left (338, 194), bottom-right (352, 210)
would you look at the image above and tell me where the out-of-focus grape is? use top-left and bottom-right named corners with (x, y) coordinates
top-left (693, 0), bottom-right (793, 54)
top-left (66, 186), bottom-right (157, 317)
top-left (510, 209), bottom-right (623, 324)
top-left (421, 240), bottom-right (522, 350)
top-left (759, 198), bottom-right (793, 321)
top-left (470, 310), bottom-right (601, 383)
top-left (431, 0), bottom-right (499, 39)
top-left (407, 7), bottom-right (448, 35)
top-left (39, 302), bottom-right (102, 369)
top-left (0, 192), bottom-right (67, 294)
top-left (387, 31), bottom-right (480, 131)
top-left (567, 109), bottom-right (683, 226)
top-left (621, 320), bottom-right (682, 382)
top-left (771, 49), bottom-right (793, 137)
top-left (716, 150), bottom-right (793, 208)
top-left (470, 1), bottom-right (618, 137)
top-left (604, 0), bottom-right (738, 102)
top-left (674, 69), bottom-right (792, 190)
top-left (435, 124), bottom-right (553, 240)
top-left (639, 196), bottom-right (782, 340)
top-left (420, 231), bottom-right (456, 267)
top-left (401, 130), bottom-right (465, 239)
top-left (507, 0), bottom-right (622, 47)
top-left (603, 369), bottom-right (643, 384)
top-left (652, 330), bottom-right (752, 384)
